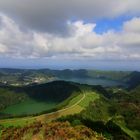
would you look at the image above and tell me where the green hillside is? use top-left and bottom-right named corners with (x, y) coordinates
top-left (81, 85), bottom-right (140, 140)
top-left (0, 82), bottom-right (103, 139)
top-left (56, 84), bottom-right (140, 140)
top-left (0, 81), bottom-right (81, 117)
top-left (0, 70), bottom-right (139, 140)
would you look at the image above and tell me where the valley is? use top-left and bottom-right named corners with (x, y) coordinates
top-left (0, 99), bottom-right (57, 115)
top-left (0, 88), bottom-right (100, 139)
top-left (0, 0), bottom-right (140, 139)
top-left (0, 69), bottom-right (140, 140)
top-left (0, 68), bottom-right (131, 87)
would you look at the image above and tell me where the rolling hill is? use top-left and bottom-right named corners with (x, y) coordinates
top-left (0, 69), bottom-right (140, 140)
top-left (1, 68), bottom-right (139, 88)
top-left (0, 81), bottom-right (82, 117)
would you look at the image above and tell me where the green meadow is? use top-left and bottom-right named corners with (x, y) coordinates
top-left (0, 99), bottom-right (58, 115)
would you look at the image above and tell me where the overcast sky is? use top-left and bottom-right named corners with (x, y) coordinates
top-left (0, 0), bottom-right (140, 70)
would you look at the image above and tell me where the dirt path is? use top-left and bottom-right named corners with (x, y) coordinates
top-left (45, 93), bottom-right (85, 116)
top-left (0, 93), bottom-right (85, 124)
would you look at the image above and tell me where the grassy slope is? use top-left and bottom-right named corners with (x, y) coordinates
top-left (1, 79), bottom-right (139, 139)
top-left (80, 85), bottom-right (140, 140)
top-left (0, 90), bottom-right (100, 139)
top-left (114, 118), bottom-right (140, 140)
top-left (1, 99), bottom-right (57, 115)
top-left (0, 81), bottom-right (82, 117)
top-left (0, 87), bottom-right (28, 111)
top-left (0, 90), bottom-right (99, 127)
top-left (114, 86), bottom-right (140, 140)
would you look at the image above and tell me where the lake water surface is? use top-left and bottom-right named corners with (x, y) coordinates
top-left (59, 77), bottom-right (126, 87)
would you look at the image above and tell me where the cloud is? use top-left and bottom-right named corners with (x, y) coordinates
top-left (123, 17), bottom-right (140, 33)
top-left (0, 13), bottom-right (140, 60)
top-left (120, 17), bottom-right (140, 47)
top-left (0, 0), bottom-right (140, 34)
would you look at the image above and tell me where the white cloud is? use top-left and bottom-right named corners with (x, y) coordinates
top-left (0, 13), bottom-right (140, 60)
top-left (123, 17), bottom-right (140, 33)
top-left (0, 0), bottom-right (140, 33)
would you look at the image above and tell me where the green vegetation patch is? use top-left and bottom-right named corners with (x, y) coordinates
top-left (1, 99), bottom-right (58, 115)
top-left (79, 92), bottom-right (100, 108)
top-left (0, 88), bottom-right (27, 110)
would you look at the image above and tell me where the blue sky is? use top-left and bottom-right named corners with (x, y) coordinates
top-left (0, 0), bottom-right (140, 70)
top-left (94, 16), bottom-right (131, 34)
